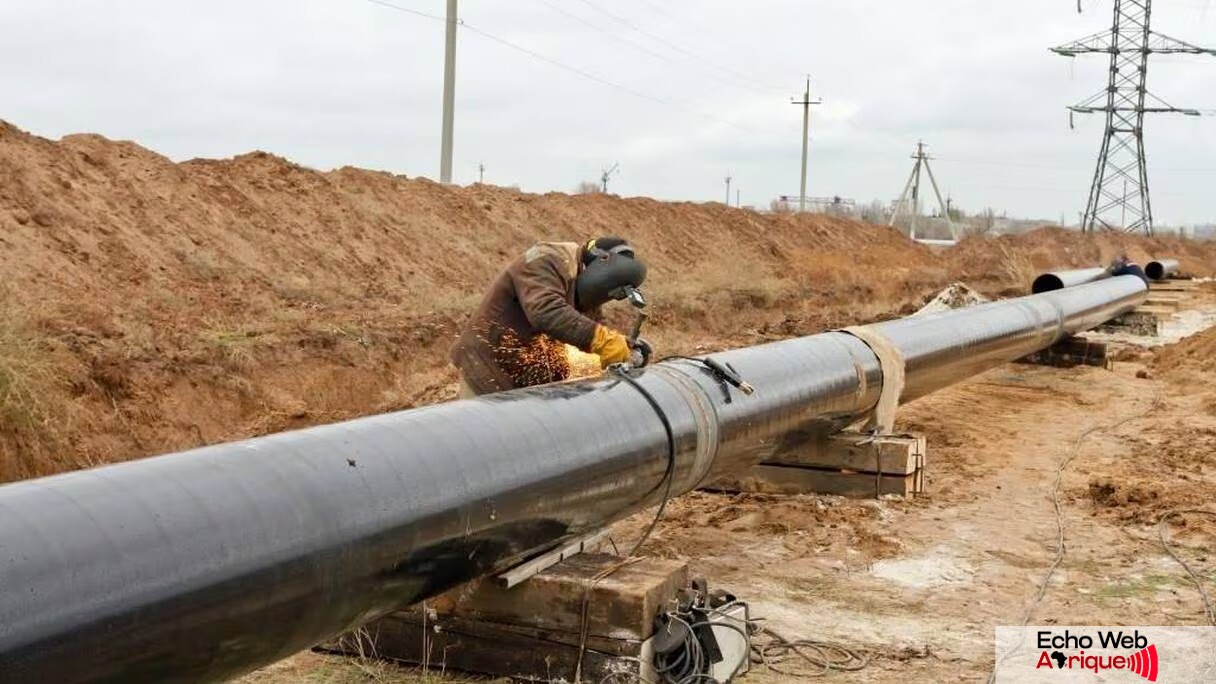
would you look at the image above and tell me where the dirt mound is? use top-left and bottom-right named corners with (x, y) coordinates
top-left (0, 120), bottom-right (934, 314)
top-left (914, 282), bottom-right (989, 315)
top-left (1151, 324), bottom-right (1216, 378)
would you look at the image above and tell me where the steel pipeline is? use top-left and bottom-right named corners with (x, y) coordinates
top-left (0, 275), bottom-right (1148, 683)
top-left (1031, 267), bottom-right (1110, 294)
top-left (1146, 258), bottom-right (1180, 281)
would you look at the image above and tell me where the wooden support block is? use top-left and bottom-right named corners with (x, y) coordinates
top-left (1150, 279), bottom-right (1197, 291)
top-left (1017, 336), bottom-right (1107, 368)
top-left (1098, 311), bottom-right (1162, 336)
top-left (325, 554), bottom-right (685, 682)
top-left (704, 431), bottom-right (926, 498)
top-left (708, 464), bottom-right (921, 498)
top-left (1142, 298), bottom-right (1180, 311)
top-left (325, 610), bottom-right (652, 682)
top-left (1135, 305), bottom-right (1177, 316)
top-left (768, 432), bottom-right (925, 475)
top-left (432, 553), bottom-right (687, 641)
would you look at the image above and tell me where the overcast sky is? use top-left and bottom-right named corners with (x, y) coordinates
top-left (4, 0), bottom-right (1216, 224)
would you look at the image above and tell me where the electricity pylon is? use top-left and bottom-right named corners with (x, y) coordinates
top-left (1052, 0), bottom-right (1216, 235)
top-left (600, 163), bottom-right (620, 193)
top-left (889, 142), bottom-right (955, 242)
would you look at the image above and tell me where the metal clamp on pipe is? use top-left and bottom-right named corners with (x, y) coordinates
top-left (660, 355), bottom-right (755, 402)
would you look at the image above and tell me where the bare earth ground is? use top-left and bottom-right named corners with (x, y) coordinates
top-left (1, 123), bottom-right (1214, 683)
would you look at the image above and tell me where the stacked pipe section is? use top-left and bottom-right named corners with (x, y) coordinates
top-left (0, 276), bottom-right (1148, 683)
top-left (1033, 257), bottom-right (1181, 293)
top-left (1031, 267), bottom-right (1110, 294)
top-left (1146, 259), bottom-right (1180, 281)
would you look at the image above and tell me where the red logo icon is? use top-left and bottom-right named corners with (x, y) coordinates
top-left (1128, 644), bottom-right (1158, 682)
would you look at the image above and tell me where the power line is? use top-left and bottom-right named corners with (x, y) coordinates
top-left (937, 156), bottom-right (1216, 173)
top-left (535, 0), bottom-right (784, 100)
top-left (458, 22), bottom-right (760, 131)
top-left (570, 0), bottom-right (786, 95)
top-left (628, 0), bottom-right (791, 88)
top-left (534, 0), bottom-right (687, 67)
top-left (366, 0), bottom-right (444, 22)
top-left (367, 0), bottom-right (760, 132)
top-left (632, 0), bottom-right (681, 23)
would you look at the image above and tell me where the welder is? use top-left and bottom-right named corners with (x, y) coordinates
top-left (450, 237), bottom-right (649, 397)
top-left (1109, 255), bottom-right (1149, 283)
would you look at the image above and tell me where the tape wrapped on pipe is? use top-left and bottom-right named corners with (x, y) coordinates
top-left (839, 326), bottom-right (906, 433)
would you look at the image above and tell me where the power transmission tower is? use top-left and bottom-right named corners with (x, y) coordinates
top-left (601, 163), bottom-right (620, 193)
top-left (791, 77), bottom-right (822, 213)
top-left (1052, 0), bottom-right (1215, 235)
top-left (440, 0), bottom-right (457, 184)
top-left (888, 142), bottom-right (954, 241)
top-left (724, 173), bottom-right (732, 205)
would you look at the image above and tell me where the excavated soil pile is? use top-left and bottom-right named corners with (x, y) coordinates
top-left (2, 120), bottom-right (1216, 483)
top-left (1152, 322), bottom-right (1216, 378)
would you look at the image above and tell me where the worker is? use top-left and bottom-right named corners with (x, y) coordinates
top-left (450, 237), bottom-right (648, 397)
top-left (1109, 255), bottom-right (1148, 283)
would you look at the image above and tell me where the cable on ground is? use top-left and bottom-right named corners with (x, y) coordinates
top-left (1157, 508), bottom-right (1216, 626)
top-left (988, 398), bottom-right (1161, 683)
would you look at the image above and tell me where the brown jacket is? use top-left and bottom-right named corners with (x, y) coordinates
top-left (450, 242), bottom-right (600, 394)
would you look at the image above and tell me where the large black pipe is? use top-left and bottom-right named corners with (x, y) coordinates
top-left (1146, 258), bottom-right (1180, 281)
top-left (1031, 267), bottom-right (1109, 294)
top-left (0, 276), bottom-right (1148, 683)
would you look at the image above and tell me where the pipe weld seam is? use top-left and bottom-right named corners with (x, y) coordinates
top-left (648, 364), bottom-right (720, 490)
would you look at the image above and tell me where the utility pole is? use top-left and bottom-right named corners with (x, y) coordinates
top-left (724, 174), bottom-right (732, 206)
top-left (439, 0), bottom-right (458, 184)
top-left (1052, 0), bottom-right (1215, 235)
top-left (601, 163), bottom-right (620, 193)
top-left (889, 142), bottom-right (955, 241)
top-left (791, 77), bottom-right (822, 213)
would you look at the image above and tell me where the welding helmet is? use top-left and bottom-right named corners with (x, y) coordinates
top-left (575, 237), bottom-right (647, 310)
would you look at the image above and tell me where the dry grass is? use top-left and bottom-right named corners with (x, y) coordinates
top-left (199, 324), bottom-right (269, 370)
top-left (237, 650), bottom-right (486, 684)
top-left (181, 248), bottom-right (224, 281)
top-left (0, 302), bottom-right (69, 480)
top-left (652, 259), bottom-right (789, 319)
top-left (993, 239), bottom-right (1038, 287)
top-left (272, 274), bottom-right (334, 308)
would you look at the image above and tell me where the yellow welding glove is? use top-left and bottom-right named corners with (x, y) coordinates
top-left (591, 325), bottom-right (631, 368)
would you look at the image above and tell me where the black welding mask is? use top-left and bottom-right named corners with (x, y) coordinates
top-left (575, 239), bottom-right (647, 310)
